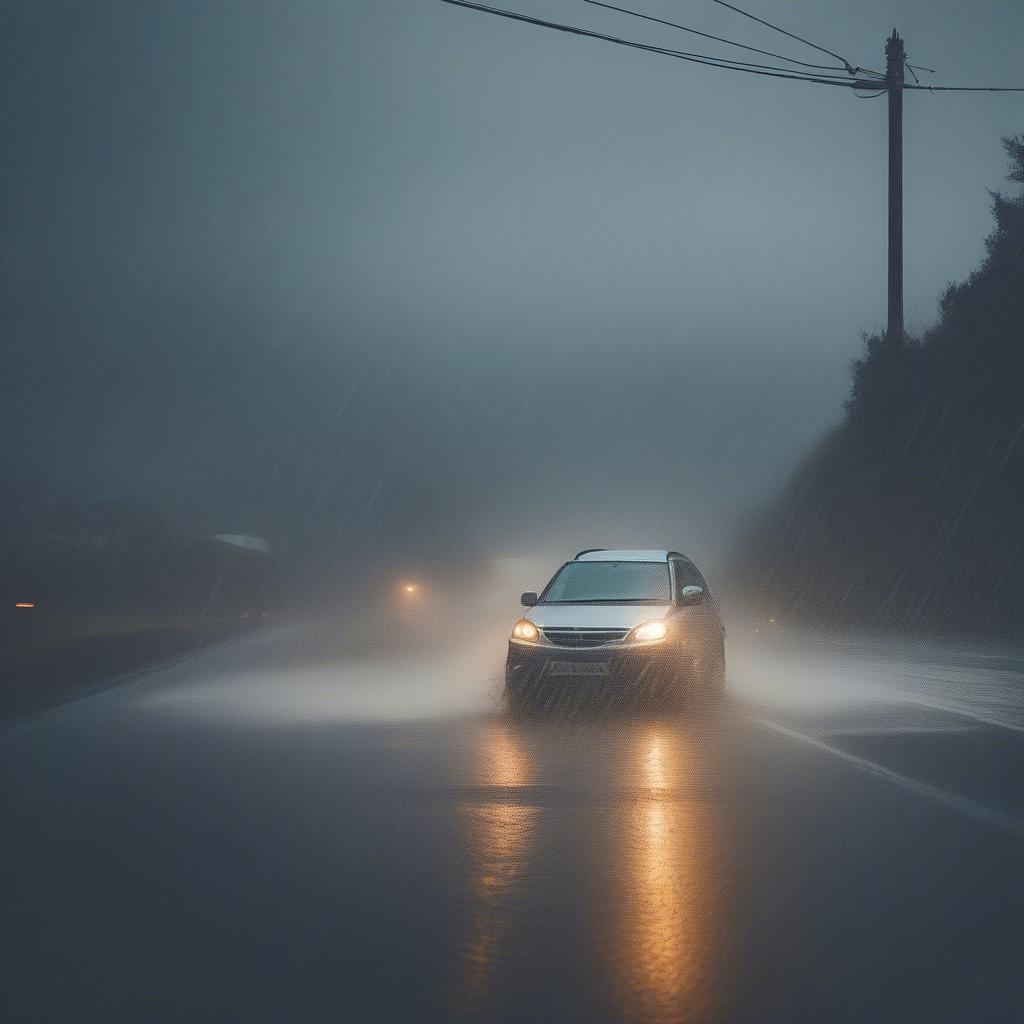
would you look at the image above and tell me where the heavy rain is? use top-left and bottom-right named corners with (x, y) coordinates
top-left (2, 2), bottom-right (1023, 1022)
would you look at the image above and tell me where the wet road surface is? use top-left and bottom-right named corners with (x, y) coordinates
top-left (3, 623), bottom-right (1023, 1022)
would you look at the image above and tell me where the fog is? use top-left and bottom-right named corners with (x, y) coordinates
top-left (2, 0), bottom-right (1022, 580)
top-left (6, 9), bottom-right (1024, 1019)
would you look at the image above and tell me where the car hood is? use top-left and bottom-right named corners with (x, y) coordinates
top-left (526, 604), bottom-right (671, 630)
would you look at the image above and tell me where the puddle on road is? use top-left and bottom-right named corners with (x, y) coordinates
top-left (448, 718), bottom-right (739, 1023)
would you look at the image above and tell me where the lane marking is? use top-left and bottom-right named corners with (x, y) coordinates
top-left (753, 714), bottom-right (1024, 839)
top-left (902, 698), bottom-right (1024, 735)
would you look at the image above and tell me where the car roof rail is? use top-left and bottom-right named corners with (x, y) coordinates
top-left (574, 547), bottom-right (607, 559)
top-left (667, 551), bottom-right (691, 562)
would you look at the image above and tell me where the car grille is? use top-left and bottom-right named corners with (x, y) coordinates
top-left (543, 628), bottom-right (630, 648)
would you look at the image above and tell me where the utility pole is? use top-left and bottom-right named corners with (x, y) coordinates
top-left (885, 30), bottom-right (905, 346)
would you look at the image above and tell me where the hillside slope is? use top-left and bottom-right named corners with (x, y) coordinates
top-left (737, 136), bottom-right (1024, 637)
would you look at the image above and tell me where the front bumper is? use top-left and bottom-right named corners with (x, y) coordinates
top-left (505, 641), bottom-right (685, 698)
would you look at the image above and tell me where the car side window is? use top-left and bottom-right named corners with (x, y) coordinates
top-left (671, 559), bottom-right (704, 595)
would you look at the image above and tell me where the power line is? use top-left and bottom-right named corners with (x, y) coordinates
top-left (904, 84), bottom-right (1024, 93)
top-left (440, 2), bottom-right (1024, 95)
top-left (579, 0), bottom-right (849, 74)
top-left (706, 0), bottom-right (854, 72)
top-left (439, 1), bottom-right (871, 88)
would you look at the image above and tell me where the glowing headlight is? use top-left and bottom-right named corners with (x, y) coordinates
top-left (628, 619), bottom-right (668, 643)
top-left (511, 619), bottom-right (539, 643)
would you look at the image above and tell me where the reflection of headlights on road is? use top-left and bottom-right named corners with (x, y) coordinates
top-left (510, 619), bottom-right (539, 643)
top-left (627, 620), bottom-right (668, 644)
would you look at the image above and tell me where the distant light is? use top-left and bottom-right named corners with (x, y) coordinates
top-left (404, 585), bottom-right (417, 594)
top-left (15, 602), bottom-right (35, 609)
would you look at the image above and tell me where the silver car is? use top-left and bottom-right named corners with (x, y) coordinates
top-left (505, 549), bottom-right (726, 709)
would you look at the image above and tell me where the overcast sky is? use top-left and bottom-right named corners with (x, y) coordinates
top-left (2, 0), bottom-right (1022, 573)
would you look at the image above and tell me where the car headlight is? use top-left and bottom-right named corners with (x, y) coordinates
top-left (627, 619), bottom-right (668, 644)
top-left (511, 619), bottom-right (540, 643)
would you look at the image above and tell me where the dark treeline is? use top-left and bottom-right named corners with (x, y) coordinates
top-left (737, 136), bottom-right (1024, 638)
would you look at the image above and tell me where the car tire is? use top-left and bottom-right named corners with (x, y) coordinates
top-left (705, 642), bottom-right (727, 703)
top-left (687, 642), bottom-right (726, 714)
top-left (504, 665), bottom-right (540, 716)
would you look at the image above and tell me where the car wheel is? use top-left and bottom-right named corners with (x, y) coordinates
top-left (504, 666), bottom-right (539, 715)
top-left (689, 642), bottom-right (726, 713)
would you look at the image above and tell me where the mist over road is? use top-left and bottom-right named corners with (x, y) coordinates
top-left (3, 617), bottom-right (1022, 1023)
top-left (4, 4), bottom-right (1023, 1021)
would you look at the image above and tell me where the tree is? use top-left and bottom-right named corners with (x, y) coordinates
top-left (737, 135), bottom-right (1024, 636)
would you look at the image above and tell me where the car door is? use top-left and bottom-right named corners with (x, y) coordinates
top-left (670, 558), bottom-right (723, 649)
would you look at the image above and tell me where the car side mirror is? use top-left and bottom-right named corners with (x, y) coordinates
top-left (678, 585), bottom-right (704, 606)
top-left (520, 591), bottom-right (539, 607)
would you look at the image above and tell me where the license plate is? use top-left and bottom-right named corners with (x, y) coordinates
top-left (548, 661), bottom-right (610, 677)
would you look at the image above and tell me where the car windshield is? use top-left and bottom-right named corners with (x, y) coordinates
top-left (540, 561), bottom-right (671, 604)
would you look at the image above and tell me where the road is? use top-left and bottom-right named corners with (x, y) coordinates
top-left (3, 615), bottom-right (1023, 1023)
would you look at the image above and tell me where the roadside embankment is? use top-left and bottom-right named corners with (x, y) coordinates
top-left (0, 619), bottom-right (258, 724)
